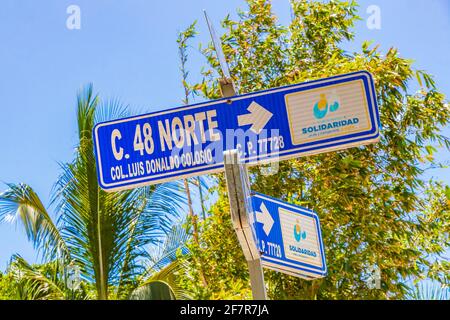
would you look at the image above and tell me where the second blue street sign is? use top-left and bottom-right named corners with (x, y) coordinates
top-left (251, 192), bottom-right (327, 279)
top-left (94, 71), bottom-right (380, 191)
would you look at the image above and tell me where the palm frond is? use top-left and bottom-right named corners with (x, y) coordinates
top-left (139, 182), bottom-right (187, 236)
top-left (407, 282), bottom-right (450, 300)
top-left (132, 260), bottom-right (192, 300)
top-left (94, 98), bottom-right (130, 124)
top-left (1, 84), bottom-right (189, 300)
top-left (77, 83), bottom-right (98, 144)
top-left (114, 182), bottom-right (187, 297)
top-left (145, 221), bottom-right (190, 274)
top-left (129, 281), bottom-right (176, 300)
top-left (127, 221), bottom-right (192, 300)
top-left (9, 254), bottom-right (65, 300)
top-left (0, 183), bottom-right (69, 260)
top-left (52, 85), bottom-right (188, 299)
top-left (51, 84), bottom-right (113, 298)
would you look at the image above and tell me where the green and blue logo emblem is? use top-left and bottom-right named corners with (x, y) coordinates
top-left (294, 220), bottom-right (307, 242)
top-left (313, 93), bottom-right (340, 119)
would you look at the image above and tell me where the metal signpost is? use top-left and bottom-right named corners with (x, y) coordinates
top-left (207, 14), bottom-right (268, 299)
top-left (223, 151), bottom-right (327, 299)
top-left (93, 71), bottom-right (379, 192)
top-left (93, 70), bottom-right (380, 299)
top-left (224, 150), bottom-right (267, 299)
top-left (92, 13), bottom-right (380, 300)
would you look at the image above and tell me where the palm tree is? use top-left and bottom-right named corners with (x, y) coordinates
top-left (0, 85), bottom-right (188, 299)
top-left (7, 254), bottom-right (93, 300)
top-left (406, 282), bottom-right (450, 300)
top-left (130, 222), bottom-right (192, 300)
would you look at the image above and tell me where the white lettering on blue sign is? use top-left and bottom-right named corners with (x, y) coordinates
top-left (93, 71), bottom-right (379, 191)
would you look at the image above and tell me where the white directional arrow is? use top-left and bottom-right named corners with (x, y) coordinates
top-left (255, 201), bottom-right (274, 236)
top-left (237, 101), bottom-right (273, 134)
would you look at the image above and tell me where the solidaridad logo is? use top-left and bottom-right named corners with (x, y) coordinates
top-left (293, 220), bottom-right (307, 242)
top-left (313, 93), bottom-right (340, 119)
top-left (290, 220), bottom-right (317, 258)
top-left (301, 91), bottom-right (358, 136)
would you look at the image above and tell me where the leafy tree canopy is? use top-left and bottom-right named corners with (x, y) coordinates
top-left (179, 0), bottom-right (450, 299)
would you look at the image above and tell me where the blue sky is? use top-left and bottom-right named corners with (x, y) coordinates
top-left (0, 0), bottom-right (449, 271)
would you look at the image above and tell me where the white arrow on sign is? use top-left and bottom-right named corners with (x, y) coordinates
top-left (238, 101), bottom-right (273, 134)
top-left (255, 201), bottom-right (274, 236)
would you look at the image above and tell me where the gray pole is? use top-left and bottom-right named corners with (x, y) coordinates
top-left (247, 259), bottom-right (267, 300)
top-left (223, 150), bottom-right (268, 300)
top-left (204, 11), bottom-right (266, 300)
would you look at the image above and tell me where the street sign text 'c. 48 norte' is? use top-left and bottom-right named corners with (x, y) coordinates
top-left (93, 71), bottom-right (380, 191)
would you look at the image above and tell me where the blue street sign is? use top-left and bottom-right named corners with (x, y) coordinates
top-left (93, 71), bottom-right (379, 191)
top-left (250, 192), bottom-right (327, 279)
